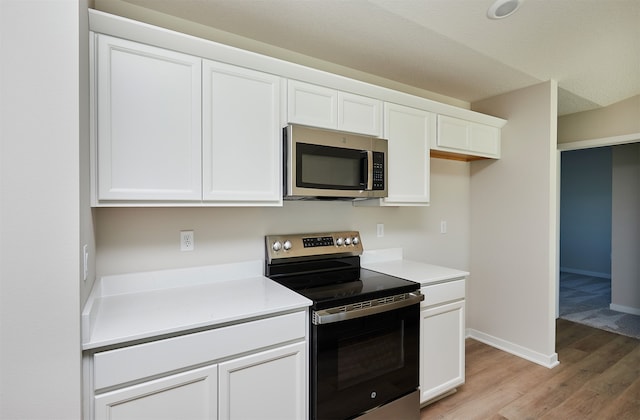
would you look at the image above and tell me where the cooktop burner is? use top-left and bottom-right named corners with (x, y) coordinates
top-left (265, 231), bottom-right (419, 310)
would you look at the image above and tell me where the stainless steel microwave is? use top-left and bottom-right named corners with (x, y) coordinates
top-left (283, 124), bottom-right (388, 200)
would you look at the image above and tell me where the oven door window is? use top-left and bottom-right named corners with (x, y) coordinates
top-left (312, 304), bottom-right (419, 420)
top-left (296, 143), bottom-right (367, 190)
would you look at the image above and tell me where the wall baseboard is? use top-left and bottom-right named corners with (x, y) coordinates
top-left (610, 303), bottom-right (640, 316)
top-left (560, 267), bottom-right (611, 279)
top-left (465, 328), bottom-right (559, 369)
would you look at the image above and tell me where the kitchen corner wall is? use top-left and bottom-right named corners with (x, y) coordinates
top-left (468, 81), bottom-right (558, 367)
top-left (95, 158), bottom-right (470, 277)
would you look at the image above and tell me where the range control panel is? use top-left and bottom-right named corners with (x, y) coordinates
top-left (265, 231), bottom-right (363, 263)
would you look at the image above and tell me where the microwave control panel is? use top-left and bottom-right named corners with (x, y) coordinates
top-left (372, 151), bottom-right (385, 190)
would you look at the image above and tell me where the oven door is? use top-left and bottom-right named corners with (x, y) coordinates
top-left (311, 300), bottom-right (420, 420)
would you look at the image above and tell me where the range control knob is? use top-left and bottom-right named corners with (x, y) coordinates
top-left (283, 240), bottom-right (292, 251)
top-left (352, 236), bottom-right (360, 245)
top-left (272, 241), bottom-right (282, 252)
top-left (345, 237), bottom-right (352, 246)
top-left (336, 237), bottom-right (345, 246)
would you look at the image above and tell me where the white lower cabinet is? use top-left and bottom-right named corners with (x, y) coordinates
top-left (88, 311), bottom-right (307, 420)
top-left (419, 280), bottom-right (466, 405)
top-left (94, 365), bottom-right (218, 420)
top-left (219, 342), bottom-right (306, 420)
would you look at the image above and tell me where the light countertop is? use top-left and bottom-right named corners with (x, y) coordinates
top-left (362, 248), bottom-right (469, 286)
top-left (82, 260), bottom-right (311, 350)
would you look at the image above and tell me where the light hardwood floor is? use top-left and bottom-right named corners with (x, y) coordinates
top-left (420, 319), bottom-right (640, 419)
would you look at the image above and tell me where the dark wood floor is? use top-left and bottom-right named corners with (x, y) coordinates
top-left (420, 319), bottom-right (640, 419)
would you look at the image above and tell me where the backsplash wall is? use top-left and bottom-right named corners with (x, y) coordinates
top-left (95, 158), bottom-right (470, 277)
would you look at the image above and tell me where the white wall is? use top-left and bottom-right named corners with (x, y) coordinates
top-left (95, 158), bottom-right (470, 277)
top-left (0, 0), bottom-right (86, 418)
top-left (558, 95), bottom-right (640, 143)
top-left (611, 143), bottom-right (640, 314)
top-left (467, 81), bottom-right (558, 367)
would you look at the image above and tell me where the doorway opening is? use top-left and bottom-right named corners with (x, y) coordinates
top-left (558, 136), bottom-right (640, 340)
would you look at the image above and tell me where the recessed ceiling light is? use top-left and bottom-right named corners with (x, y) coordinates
top-left (487, 0), bottom-right (523, 20)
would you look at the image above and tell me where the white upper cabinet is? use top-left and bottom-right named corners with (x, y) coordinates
top-left (359, 102), bottom-right (432, 207)
top-left (95, 34), bottom-right (202, 201)
top-left (287, 80), bottom-right (382, 136)
top-left (287, 80), bottom-right (337, 129)
top-left (337, 91), bottom-right (382, 136)
top-left (93, 34), bottom-right (282, 206)
top-left (435, 114), bottom-right (501, 159)
top-left (384, 103), bottom-right (432, 205)
top-left (202, 60), bottom-right (282, 205)
top-left (90, 12), bottom-right (507, 206)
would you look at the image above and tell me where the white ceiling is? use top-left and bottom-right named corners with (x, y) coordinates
top-left (110, 0), bottom-right (640, 115)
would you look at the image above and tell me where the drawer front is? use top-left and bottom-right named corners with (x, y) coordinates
top-left (421, 279), bottom-right (465, 307)
top-left (93, 310), bottom-right (306, 391)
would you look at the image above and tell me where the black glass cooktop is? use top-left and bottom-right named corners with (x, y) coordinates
top-left (266, 256), bottom-right (419, 310)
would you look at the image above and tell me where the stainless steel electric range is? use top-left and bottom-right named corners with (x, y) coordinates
top-left (265, 231), bottom-right (422, 420)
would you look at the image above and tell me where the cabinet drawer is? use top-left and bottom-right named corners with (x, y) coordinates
top-left (93, 311), bottom-right (305, 390)
top-left (421, 279), bottom-right (465, 307)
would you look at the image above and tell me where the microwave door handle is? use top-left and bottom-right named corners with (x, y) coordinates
top-left (364, 150), bottom-right (373, 190)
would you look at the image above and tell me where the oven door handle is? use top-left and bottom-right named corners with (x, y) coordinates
top-left (312, 291), bottom-right (424, 325)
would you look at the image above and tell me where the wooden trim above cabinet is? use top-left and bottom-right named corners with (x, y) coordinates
top-left (430, 150), bottom-right (490, 162)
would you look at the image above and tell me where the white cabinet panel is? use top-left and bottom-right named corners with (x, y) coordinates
top-left (420, 300), bottom-right (465, 404)
top-left (219, 342), bottom-right (306, 420)
top-left (435, 114), bottom-right (500, 159)
top-left (93, 311), bottom-right (306, 390)
top-left (469, 122), bottom-right (500, 156)
top-left (287, 80), bottom-right (382, 136)
top-left (382, 102), bottom-right (432, 205)
top-left (202, 60), bottom-right (281, 205)
top-left (337, 91), bottom-right (382, 136)
top-left (421, 279), bottom-right (466, 308)
top-left (287, 80), bottom-right (337, 129)
top-left (94, 365), bottom-right (218, 420)
top-left (436, 115), bottom-right (469, 150)
top-left (96, 34), bottom-right (202, 201)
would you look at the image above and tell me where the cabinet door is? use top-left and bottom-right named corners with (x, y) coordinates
top-left (94, 364), bottom-right (218, 420)
top-left (287, 80), bottom-right (337, 129)
top-left (436, 114), bottom-right (500, 159)
top-left (202, 60), bottom-right (281, 205)
top-left (469, 122), bottom-right (500, 157)
top-left (383, 102), bottom-right (432, 205)
top-left (437, 115), bottom-right (470, 151)
top-left (420, 300), bottom-right (465, 404)
top-left (337, 91), bottom-right (382, 136)
top-left (96, 35), bottom-right (202, 201)
top-left (219, 342), bottom-right (306, 420)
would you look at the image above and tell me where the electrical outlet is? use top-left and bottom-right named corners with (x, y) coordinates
top-left (377, 223), bottom-right (384, 237)
top-left (180, 230), bottom-right (194, 251)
